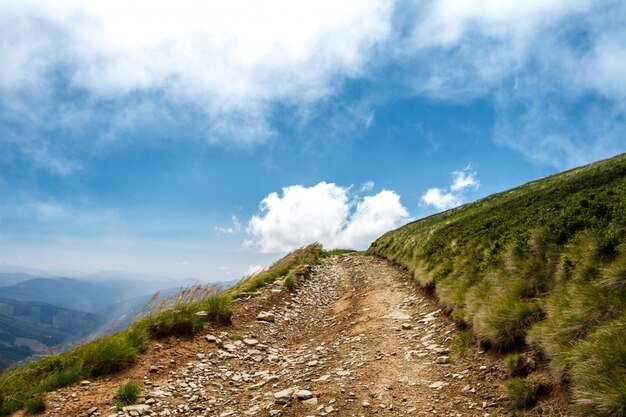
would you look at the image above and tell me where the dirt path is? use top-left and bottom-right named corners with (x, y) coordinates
top-left (38, 254), bottom-right (509, 417)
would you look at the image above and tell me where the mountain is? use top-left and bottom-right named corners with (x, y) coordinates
top-left (0, 273), bottom-right (36, 287)
top-left (0, 278), bottom-right (121, 313)
top-left (0, 275), bottom-right (240, 370)
top-left (0, 298), bottom-right (103, 371)
top-left (369, 152), bottom-right (626, 415)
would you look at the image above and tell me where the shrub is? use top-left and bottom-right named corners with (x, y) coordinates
top-left (504, 353), bottom-right (535, 377)
top-left (505, 377), bottom-right (537, 409)
top-left (450, 330), bottom-right (473, 357)
top-left (284, 272), bottom-right (297, 290)
top-left (467, 276), bottom-right (543, 349)
top-left (230, 332), bottom-right (244, 341)
top-left (25, 397), bottom-right (45, 415)
top-left (35, 363), bottom-right (82, 393)
top-left (198, 293), bottom-right (232, 325)
top-left (147, 309), bottom-right (204, 338)
top-left (82, 336), bottom-right (138, 377)
top-left (570, 318), bottom-right (626, 416)
top-left (600, 253), bottom-right (626, 291)
top-left (115, 380), bottom-right (141, 408)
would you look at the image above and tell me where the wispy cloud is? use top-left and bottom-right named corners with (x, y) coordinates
top-left (421, 167), bottom-right (479, 212)
top-left (1, 1), bottom-right (625, 171)
top-left (246, 182), bottom-right (409, 253)
top-left (214, 215), bottom-right (243, 234)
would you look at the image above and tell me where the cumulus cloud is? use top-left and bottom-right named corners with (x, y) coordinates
top-left (246, 182), bottom-right (408, 253)
top-left (421, 168), bottom-right (479, 212)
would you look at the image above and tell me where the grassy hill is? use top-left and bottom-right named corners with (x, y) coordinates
top-left (0, 244), bottom-right (327, 416)
top-left (368, 153), bottom-right (626, 415)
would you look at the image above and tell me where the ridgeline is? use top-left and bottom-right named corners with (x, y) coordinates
top-left (369, 152), bottom-right (626, 415)
top-left (1, 154), bottom-right (625, 417)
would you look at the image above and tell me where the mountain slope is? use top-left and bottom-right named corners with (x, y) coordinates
top-left (0, 299), bottom-right (103, 371)
top-left (0, 278), bottom-right (121, 313)
top-left (368, 152), bottom-right (626, 415)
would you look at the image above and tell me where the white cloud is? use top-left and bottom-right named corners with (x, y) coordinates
top-left (246, 182), bottom-right (408, 253)
top-left (401, 0), bottom-right (626, 167)
top-left (215, 215), bottom-right (243, 234)
top-left (421, 168), bottom-right (479, 212)
top-left (2, 1), bottom-right (626, 169)
top-left (360, 180), bottom-right (375, 192)
top-left (245, 264), bottom-right (265, 276)
top-left (450, 169), bottom-right (479, 192)
top-left (0, 0), bottom-right (392, 144)
top-left (421, 188), bottom-right (461, 212)
top-left (334, 190), bottom-right (409, 248)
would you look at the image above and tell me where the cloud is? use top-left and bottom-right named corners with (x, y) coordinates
top-left (421, 168), bottom-right (479, 211)
top-left (421, 188), bottom-right (461, 212)
top-left (360, 180), bottom-right (375, 192)
top-left (246, 182), bottom-right (408, 252)
top-left (245, 264), bottom-right (265, 276)
top-left (398, 0), bottom-right (626, 167)
top-left (1, 1), bottom-right (392, 142)
top-left (215, 215), bottom-right (243, 234)
top-left (2, 1), bottom-right (626, 170)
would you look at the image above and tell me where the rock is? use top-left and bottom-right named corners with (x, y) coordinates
top-left (274, 388), bottom-right (295, 404)
top-left (362, 401), bottom-right (370, 407)
top-left (257, 311), bottom-right (275, 322)
top-left (295, 389), bottom-right (313, 400)
top-left (223, 343), bottom-right (237, 352)
top-left (205, 334), bottom-right (217, 343)
top-left (428, 381), bottom-right (446, 390)
top-left (401, 323), bottom-right (413, 330)
top-left (81, 380), bottom-right (91, 386)
top-left (123, 405), bottom-right (151, 415)
top-left (435, 356), bottom-right (449, 364)
top-left (386, 311), bottom-right (411, 320)
top-left (87, 406), bottom-right (98, 415)
top-left (302, 397), bottom-right (318, 405)
top-left (243, 338), bottom-right (258, 346)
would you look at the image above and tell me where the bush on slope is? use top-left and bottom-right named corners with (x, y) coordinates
top-left (368, 153), bottom-right (626, 416)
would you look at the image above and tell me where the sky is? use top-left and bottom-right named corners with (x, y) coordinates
top-left (1, 0), bottom-right (625, 281)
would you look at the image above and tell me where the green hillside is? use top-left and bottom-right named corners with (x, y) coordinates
top-left (368, 153), bottom-right (626, 415)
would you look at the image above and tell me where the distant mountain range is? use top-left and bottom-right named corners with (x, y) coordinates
top-left (0, 268), bottom-right (237, 370)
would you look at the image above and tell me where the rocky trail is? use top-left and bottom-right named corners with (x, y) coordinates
top-left (34, 254), bottom-right (512, 417)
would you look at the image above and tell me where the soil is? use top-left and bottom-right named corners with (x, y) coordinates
top-left (21, 254), bottom-right (570, 417)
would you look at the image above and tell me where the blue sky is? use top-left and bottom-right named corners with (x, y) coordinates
top-left (1, 1), bottom-right (625, 280)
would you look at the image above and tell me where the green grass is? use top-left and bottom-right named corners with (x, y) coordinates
top-left (115, 380), bottom-right (141, 408)
top-left (82, 335), bottom-right (140, 377)
top-left (284, 272), bottom-right (297, 290)
top-left (0, 243), bottom-right (330, 417)
top-left (570, 317), bottom-right (626, 416)
top-left (230, 332), bottom-right (244, 341)
top-left (505, 377), bottom-right (538, 409)
top-left (323, 248), bottom-right (357, 256)
top-left (450, 330), bottom-right (473, 357)
top-left (367, 152), bottom-right (626, 416)
top-left (25, 397), bottom-right (45, 415)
